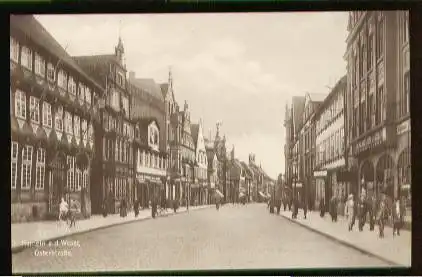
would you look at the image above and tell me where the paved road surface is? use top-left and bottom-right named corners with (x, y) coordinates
top-left (12, 203), bottom-right (389, 273)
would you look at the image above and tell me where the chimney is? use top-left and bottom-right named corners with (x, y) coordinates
top-left (129, 71), bottom-right (135, 80)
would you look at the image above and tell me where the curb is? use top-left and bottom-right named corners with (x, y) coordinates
top-left (278, 213), bottom-right (402, 267)
top-left (12, 205), bottom-right (211, 254)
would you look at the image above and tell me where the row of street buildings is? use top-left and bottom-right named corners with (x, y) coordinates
top-left (10, 15), bottom-right (274, 223)
top-left (283, 11), bottom-right (411, 221)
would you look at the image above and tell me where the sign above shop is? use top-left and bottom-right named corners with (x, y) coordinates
top-left (354, 127), bottom-right (386, 155)
top-left (397, 119), bottom-right (410, 135)
top-left (314, 171), bottom-right (327, 177)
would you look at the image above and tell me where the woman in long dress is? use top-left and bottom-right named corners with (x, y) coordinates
top-left (345, 194), bottom-right (355, 231)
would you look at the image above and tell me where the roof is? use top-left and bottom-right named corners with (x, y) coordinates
top-left (240, 162), bottom-right (253, 178)
top-left (308, 93), bottom-right (328, 103)
top-left (292, 96), bottom-right (306, 136)
top-left (10, 15), bottom-right (104, 93)
top-left (74, 54), bottom-right (118, 67)
top-left (314, 75), bottom-right (347, 119)
top-left (190, 124), bottom-right (199, 146)
top-left (130, 78), bottom-right (164, 101)
top-left (136, 117), bottom-right (160, 130)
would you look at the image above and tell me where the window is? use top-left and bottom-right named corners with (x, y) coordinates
top-left (376, 18), bottom-right (384, 61)
top-left (33, 53), bottom-right (46, 77)
top-left (11, 142), bottom-right (19, 189)
top-left (375, 86), bottom-right (383, 125)
top-left (21, 145), bottom-right (33, 190)
top-left (35, 148), bottom-right (46, 190)
top-left (123, 142), bottom-right (126, 163)
top-left (65, 112), bottom-right (73, 134)
top-left (15, 89), bottom-right (26, 119)
top-left (75, 168), bottom-right (82, 191)
top-left (55, 106), bottom-right (64, 132)
top-left (74, 116), bottom-right (80, 138)
top-left (403, 12), bottom-right (409, 44)
top-left (402, 71), bottom-right (410, 117)
top-left (29, 96), bottom-right (40, 123)
top-left (78, 83), bottom-right (85, 105)
top-left (85, 87), bottom-right (92, 106)
top-left (368, 32), bottom-right (374, 70)
top-left (47, 63), bottom-right (55, 83)
top-left (68, 76), bottom-right (76, 95)
top-left (10, 37), bottom-right (19, 62)
top-left (117, 71), bottom-right (125, 87)
top-left (58, 70), bottom-right (67, 89)
top-left (21, 46), bottom-right (32, 70)
top-left (368, 94), bottom-right (374, 129)
top-left (120, 141), bottom-right (124, 162)
top-left (88, 123), bottom-right (93, 141)
top-left (115, 140), bottom-right (119, 162)
top-left (67, 156), bottom-right (75, 191)
top-left (359, 41), bottom-right (364, 78)
top-left (83, 170), bottom-right (89, 189)
top-left (82, 119), bottom-right (88, 141)
top-left (42, 102), bottom-right (52, 128)
top-left (111, 90), bottom-right (119, 110)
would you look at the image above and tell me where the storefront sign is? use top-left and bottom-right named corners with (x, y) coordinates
top-left (354, 128), bottom-right (385, 155)
top-left (294, 183), bottom-right (303, 188)
top-left (397, 119), bottom-right (410, 135)
top-left (314, 170), bottom-right (328, 177)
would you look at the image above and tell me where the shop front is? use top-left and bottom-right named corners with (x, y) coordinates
top-left (313, 170), bottom-right (327, 209)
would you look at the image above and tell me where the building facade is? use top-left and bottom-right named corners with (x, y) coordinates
top-left (205, 141), bottom-right (218, 204)
top-left (10, 15), bottom-right (102, 222)
top-left (214, 124), bottom-right (229, 202)
top-left (74, 38), bottom-right (135, 214)
top-left (133, 118), bottom-right (167, 208)
top-left (314, 76), bottom-right (347, 209)
top-left (191, 120), bottom-right (209, 205)
top-left (179, 102), bottom-right (196, 206)
top-left (299, 93), bottom-right (326, 209)
top-left (344, 11), bottom-right (410, 213)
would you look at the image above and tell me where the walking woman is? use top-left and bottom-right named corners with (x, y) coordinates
top-left (377, 196), bottom-right (388, 238)
top-left (345, 194), bottom-right (355, 231)
top-left (392, 197), bottom-right (405, 236)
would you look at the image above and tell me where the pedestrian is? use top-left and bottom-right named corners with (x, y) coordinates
top-left (368, 195), bottom-right (377, 231)
top-left (102, 198), bottom-right (108, 217)
top-left (319, 198), bottom-right (326, 217)
top-left (173, 199), bottom-right (179, 213)
top-left (377, 197), bottom-right (388, 238)
top-left (292, 197), bottom-right (299, 219)
top-left (357, 194), bottom-right (367, 232)
top-left (68, 199), bottom-right (79, 227)
top-left (303, 200), bottom-right (308, 219)
top-left (134, 198), bottom-right (140, 217)
top-left (59, 197), bottom-right (69, 224)
top-left (392, 197), bottom-right (404, 236)
top-left (345, 194), bottom-right (355, 231)
top-left (329, 196), bottom-right (338, 222)
top-left (151, 197), bottom-right (157, 218)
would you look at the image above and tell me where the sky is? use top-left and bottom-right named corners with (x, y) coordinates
top-left (36, 12), bottom-right (348, 180)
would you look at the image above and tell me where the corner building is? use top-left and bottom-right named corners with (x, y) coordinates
top-left (344, 11), bottom-right (411, 216)
top-left (10, 15), bottom-right (103, 222)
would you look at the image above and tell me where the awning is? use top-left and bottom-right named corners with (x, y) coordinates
top-left (215, 189), bottom-right (224, 198)
top-left (259, 191), bottom-right (266, 198)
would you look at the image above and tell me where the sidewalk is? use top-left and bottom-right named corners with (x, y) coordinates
top-left (278, 210), bottom-right (411, 267)
top-left (12, 205), bottom-right (211, 253)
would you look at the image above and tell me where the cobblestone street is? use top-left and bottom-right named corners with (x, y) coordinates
top-left (13, 203), bottom-right (390, 273)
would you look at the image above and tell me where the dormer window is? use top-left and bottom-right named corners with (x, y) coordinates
top-left (47, 63), bottom-right (55, 83)
top-left (21, 46), bottom-right (32, 70)
top-left (68, 76), bottom-right (76, 96)
top-left (58, 69), bottom-right (67, 89)
top-left (10, 37), bottom-right (19, 62)
top-left (86, 87), bottom-right (92, 106)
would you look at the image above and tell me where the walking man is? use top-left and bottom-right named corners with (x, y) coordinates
top-left (345, 194), bottom-right (355, 231)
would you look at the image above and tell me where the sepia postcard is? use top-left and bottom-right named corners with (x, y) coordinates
top-left (10, 11), bottom-right (411, 273)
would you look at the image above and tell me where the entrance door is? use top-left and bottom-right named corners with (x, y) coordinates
top-left (49, 152), bottom-right (66, 215)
